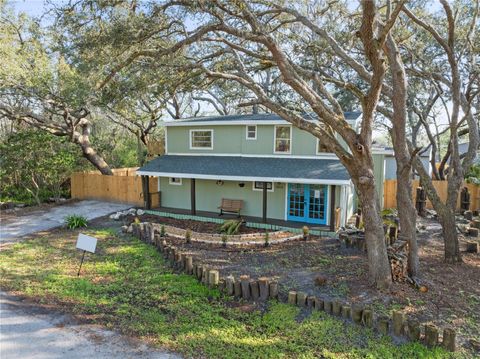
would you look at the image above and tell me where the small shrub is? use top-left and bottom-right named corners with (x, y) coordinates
top-left (160, 225), bottom-right (166, 237)
top-left (221, 234), bottom-right (228, 248)
top-left (219, 220), bottom-right (242, 235)
top-left (185, 229), bottom-right (192, 243)
top-left (302, 226), bottom-right (309, 240)
top-left (264, 231), bottom-right (269, 247)
top-left (65, 214), bottom-right (88, 229)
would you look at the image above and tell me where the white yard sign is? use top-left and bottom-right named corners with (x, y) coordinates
top-left (76, 233), bottom-right (97, 253)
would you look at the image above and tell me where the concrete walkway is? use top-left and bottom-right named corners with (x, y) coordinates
top-left (0, 200), bottom-right (130, 243)
top-left (0, 292), bottom-right (180, 359)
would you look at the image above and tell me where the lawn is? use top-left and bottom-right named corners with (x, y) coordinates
top-left (0, 226), bottom-right (457, 359)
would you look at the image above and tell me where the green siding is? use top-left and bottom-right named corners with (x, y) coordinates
top-left (159, 177), bottom-right (191, 210)
top-left (158, 177), bottom-right (348, 223)
top-left (166, 125), bottom-right (331, 156)
top-left (372, 153), bottom-right (385, 208)
top-left (159, 177), bottom-right (286, 220)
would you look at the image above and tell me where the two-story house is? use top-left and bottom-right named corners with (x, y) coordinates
top-left (137, 112), bottom-right (386, 230)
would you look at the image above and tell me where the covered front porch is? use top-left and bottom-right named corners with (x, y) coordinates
top-left (137, 155), bottom-right (355, 231)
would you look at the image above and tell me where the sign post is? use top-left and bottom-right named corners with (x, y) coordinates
top-left (75, 233), bottom-right (97, 277)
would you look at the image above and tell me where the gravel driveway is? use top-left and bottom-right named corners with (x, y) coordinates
top-left (0, 201), bottom-right (181, 358)
top-left (0, 292), bottom-right (180, 359)
top-left (0, 200), bottom-right (130, 243)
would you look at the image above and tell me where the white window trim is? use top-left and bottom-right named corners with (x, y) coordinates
top-left (189, 129), bottom-right (214, 150)
top-left (169, 177), bottom-right (183, 185)
top-left (246, 125), bottom-right (257, 140)
top-left (273, 125), bottom-right (292, 154)
top-left (252, 181), bottom-right (274, 192)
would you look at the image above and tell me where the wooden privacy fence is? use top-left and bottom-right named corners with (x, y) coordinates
top-left (383, 179), bottom-right (480, 211)
top-left (71, 168), bottom-right (159, 207)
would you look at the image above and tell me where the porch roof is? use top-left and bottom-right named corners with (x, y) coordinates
top-left (137, 155), bottom-right (351, 185)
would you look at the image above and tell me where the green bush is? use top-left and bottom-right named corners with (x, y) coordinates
top-left (219, 220), bottom-right (242, 235)
top-left (65, 215), bottom-right (88, 229)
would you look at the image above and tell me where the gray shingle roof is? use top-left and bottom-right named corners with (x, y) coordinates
top-left (137, 155), bottom-right (350, 183)
top-left (168, 112), bottom-right (362, 123)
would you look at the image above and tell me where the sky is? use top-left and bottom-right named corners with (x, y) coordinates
top-left (9, 0), bottom-right (46, 17)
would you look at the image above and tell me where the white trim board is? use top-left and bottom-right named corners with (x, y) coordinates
top-left (163, 118), bottom-right (361, 127)
top-left (166, 152), bottom-right (338, 159)
top-left (136, 171), bottom-right (351, 185)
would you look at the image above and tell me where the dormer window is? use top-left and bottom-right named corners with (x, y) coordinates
top-left (274, 125), bottom-right (291, 153)
top-left (246, 125), bottom-right (257, 140)
top-left (190, 129), bottom-right (213, 150)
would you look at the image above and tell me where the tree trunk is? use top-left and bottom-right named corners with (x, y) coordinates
top-left (74, 119), bottom-right (113, 175)
top-left (355, 177), bottom-right (392, 290)
top-left (137, 132), bottom-right (146, 166)
top-left (396, 169), bottom-right (419, 276)
top-left (385, 35), bottom-right (419, 278)
top-left (437, 207), bottom-right (461, 263)
top-left (410, 148), bottom-right (462, 264)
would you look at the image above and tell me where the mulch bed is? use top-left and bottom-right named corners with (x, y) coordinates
top-left (136, 214), bottom-right (260, 235)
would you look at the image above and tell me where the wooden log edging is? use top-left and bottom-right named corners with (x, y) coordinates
top-left (142, 223), bottom-right (304, 246)
top-left (132, 222), bottom-right (457, 352)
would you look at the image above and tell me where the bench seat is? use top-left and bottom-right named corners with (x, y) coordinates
top-left (218, 198), bottom-right (243, 217)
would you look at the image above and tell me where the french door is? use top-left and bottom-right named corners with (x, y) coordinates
top-left (287, 184), bottom-right (328, 225)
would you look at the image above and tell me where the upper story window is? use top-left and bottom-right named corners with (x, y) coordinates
top-left (246, 125), bottom-right (257, 140)
top-left (274, 125), bottom-right (291, 153)
top-left (190, 129), bottom-right (213, 150)
top-left (317, 139), bottom-right (328, 154)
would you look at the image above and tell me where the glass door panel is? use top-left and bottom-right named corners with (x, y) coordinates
top-left (288, 184), bottom-right (305, 219)
top-left (308, 184), bottom-right (327, 224)
top-left (288, 184), bottom-right (328, 225)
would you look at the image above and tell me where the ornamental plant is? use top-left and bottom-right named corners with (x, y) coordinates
top-left (65, 214), bottom-right (88, 229)
top-left (264, 231), bottom-right (269, 247)
top-left (302, 226), bottom-right (310, 241)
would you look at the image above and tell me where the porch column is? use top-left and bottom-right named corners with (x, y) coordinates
top-left (329, 185), bottom-right (336, 231)
top-left (191, 178), bottom-right (196, 215)
top-left (142, 176), bottom-right (151, 209)
top-left (262, 182), bottom-right (268, 223)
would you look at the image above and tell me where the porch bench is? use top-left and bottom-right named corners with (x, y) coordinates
top-left (218, 198), bottom-right (243, 217)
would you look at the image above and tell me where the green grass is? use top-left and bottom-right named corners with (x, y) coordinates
top-left (0, 228), bottom-right (457, 359)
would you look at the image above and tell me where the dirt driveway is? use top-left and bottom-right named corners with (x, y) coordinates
top-left (0, 200), bottom-right (130, 243)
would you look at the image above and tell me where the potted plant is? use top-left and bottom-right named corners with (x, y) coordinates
top-left (302, 226), bottom-right (310, 241)
top-left (185, 228), bottom-right (192, 244)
